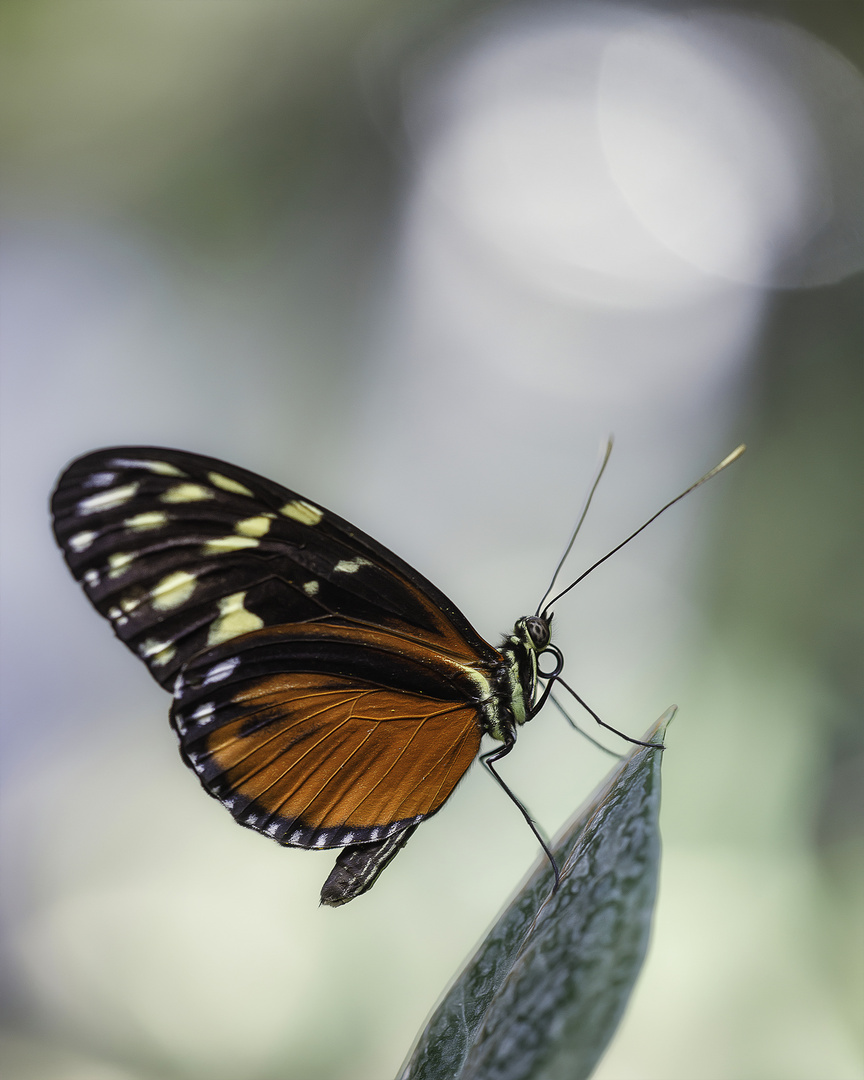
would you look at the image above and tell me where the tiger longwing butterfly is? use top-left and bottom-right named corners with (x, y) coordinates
top-left (51, 444), bottom-right (744, 905)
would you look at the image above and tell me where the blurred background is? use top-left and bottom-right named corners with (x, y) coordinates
top-left (1, 2), bottom-right (861, 1078)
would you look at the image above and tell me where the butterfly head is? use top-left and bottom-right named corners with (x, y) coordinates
top-left (494, 613), bottom-right (557, 731)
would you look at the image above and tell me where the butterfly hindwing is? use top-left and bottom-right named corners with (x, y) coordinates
top-left (172, 634), bottom-right (482, 848)
top-left (51, 447), bottom-right (500, 690)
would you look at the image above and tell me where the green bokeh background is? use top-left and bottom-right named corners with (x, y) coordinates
top-left (1, 3), bottom-right (861, 1079)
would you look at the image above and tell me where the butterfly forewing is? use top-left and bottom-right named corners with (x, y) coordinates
top-left (51, 447), bottom-right (501, 690)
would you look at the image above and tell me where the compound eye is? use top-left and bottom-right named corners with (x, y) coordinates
top-left (524, 616), bottom-right (550, 649)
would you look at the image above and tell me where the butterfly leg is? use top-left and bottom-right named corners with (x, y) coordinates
top-left (481, 737), bottom-right (561, 892)
top-left (320, 825), bottom-right (419, 907)
top-left (549, 693), bottom-right (622, 758)
top-left (556, 676), bottom-right (665, 750)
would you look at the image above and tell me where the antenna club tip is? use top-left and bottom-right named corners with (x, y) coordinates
top-left (724, 444), bottom-right (747, 465)
top-left (707, 444), bottom-right (747, 478)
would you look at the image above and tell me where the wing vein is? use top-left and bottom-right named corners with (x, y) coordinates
top-left (342, 704), bottom-right (463, 821)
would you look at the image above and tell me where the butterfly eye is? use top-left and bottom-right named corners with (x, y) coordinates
top-left (523, 616), bottom-right (551, 649)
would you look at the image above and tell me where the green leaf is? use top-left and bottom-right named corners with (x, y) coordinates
top-left (400, 706), bottom-right (674, 1080)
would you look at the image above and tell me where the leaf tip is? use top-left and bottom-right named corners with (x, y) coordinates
top-left (644, 704), bottom-right (676, 748)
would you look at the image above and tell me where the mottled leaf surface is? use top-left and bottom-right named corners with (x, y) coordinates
top-left (400, 707), bottom-right (674, 1080)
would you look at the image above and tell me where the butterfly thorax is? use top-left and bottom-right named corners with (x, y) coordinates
top-left (481, 614), bottom-right (551, 741)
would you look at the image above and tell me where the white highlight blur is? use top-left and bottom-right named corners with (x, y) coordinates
top-left (408, 6), bottom-right (864, 305)
top-left (599, 12), bottom-right (864, 289)
top-left (359, 5), bottom-right (864, 581)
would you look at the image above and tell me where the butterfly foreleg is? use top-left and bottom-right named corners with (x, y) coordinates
top-left (549, 693), bottom-right (622, 758)
top-left (555, 676), bottom-right (665, 750)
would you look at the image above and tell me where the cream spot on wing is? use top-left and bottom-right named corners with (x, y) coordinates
top-left (108, 552), bottom-right (135, 578)
top-left (207, 591), bottom-right (264, 646)
top-left (333, 556), bottom-right (371, 574)
top-left (83, 472), bottom-right (116, 488)
top-left (111, 458), bottom-right (187, 477)
top-left (125, 511), bottom-right (167, 531)
top-left (107, 606), bottom-right (129, 627)
top-left (139, 638), bottom-right (176, 666)
top-left (235, 515), bottom-right (272, 538)
top-left (69, 530), bottom-right (97, 553)
top-left (203, 656), bottom-right (240, 685)
top-left (84, 569), bottom-right (100, 586)
top-left (119, 593), bottom-right (143, 613)
top-left (208, 472), bottom-right (254, 497)
top-left (280, 499), bottom-right (323, 526)
top-left (303, 580), bottom-right (319, 596)
top-left (151, 570), bottom-right (197, 611)
top-left (77, 482), bottom-right (139, 515)
top-left (202, 535), bottom-right (259, 555)
top-left (160, 483), bottom-right (213, 503)
top-left (190, 701), bottom-right (215, 723)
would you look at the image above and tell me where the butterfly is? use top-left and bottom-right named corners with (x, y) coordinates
top-left (51, 444), bottom-right (744, 905)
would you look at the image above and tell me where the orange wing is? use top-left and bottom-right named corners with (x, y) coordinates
top-left (173, 671), bottom-right (482, 849)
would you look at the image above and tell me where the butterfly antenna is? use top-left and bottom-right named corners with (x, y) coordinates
top-left (541, 444), bottom-right (746, 616)
top-left (535, 438), bottom-right (614, 617)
